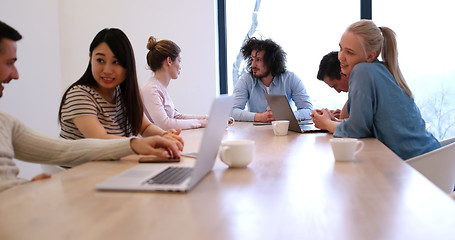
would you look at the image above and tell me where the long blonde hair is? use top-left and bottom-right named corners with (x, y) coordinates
top-left (347, 20), bottom-right (413, 98)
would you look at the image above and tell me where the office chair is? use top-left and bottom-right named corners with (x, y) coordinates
top-left (406, 141), bottom-right (455, 194)
top-left (440, 137), bottom-right (455, 147)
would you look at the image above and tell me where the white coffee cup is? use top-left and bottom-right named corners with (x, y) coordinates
top-left (272, 120), bottom-right (289, 136)
top-left (219, 139), bottom-right (254, 168)
top-left (329, 138), bottom-right (364, 161)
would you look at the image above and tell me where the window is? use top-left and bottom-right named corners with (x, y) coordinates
top-left (374, 0), bottom-right (455, 140)
top-left (225, 0), bottom-right (455, 140)
top-left (226, 0), bottom-right (359, 110)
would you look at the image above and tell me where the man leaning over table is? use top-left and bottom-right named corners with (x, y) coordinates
top-left (0, 20), bottom-right (181, 192)
top-left (231, 37), bottom-right (313, 123)
top-left (316, 51), bottom-right (350, 120)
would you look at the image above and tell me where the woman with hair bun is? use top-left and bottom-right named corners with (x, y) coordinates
top-left (141, 36), bottom-right (208, 130)
top-left (311, 20), bottom-right (440, 160)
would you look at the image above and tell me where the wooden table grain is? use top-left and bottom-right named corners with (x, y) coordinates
top-left (1, 122), bottom-right (454, 240)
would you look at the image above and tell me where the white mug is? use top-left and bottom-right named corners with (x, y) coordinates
top-left (272, 120), bottom-right (289, 136)
top-left (219, 139), bottom-right (254, 168)
top-left (329, 138), bottom-right (364, 161)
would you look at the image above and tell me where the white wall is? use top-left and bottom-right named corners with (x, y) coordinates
top-left (1, 0), bottom-right (219, 179)
top-left (58, 0), bottom-right (219, 115)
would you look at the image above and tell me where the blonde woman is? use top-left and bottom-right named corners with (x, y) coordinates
top-left (311, 20), bottom-right (440, 160)
top-left (141, 36), bottom-right (208, 130)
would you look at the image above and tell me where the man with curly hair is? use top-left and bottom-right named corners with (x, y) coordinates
top-left (231, 37), bottom-right (312, 123)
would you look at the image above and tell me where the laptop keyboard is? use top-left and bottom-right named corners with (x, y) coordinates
top-left (144, 167), bottom-right (193, 185)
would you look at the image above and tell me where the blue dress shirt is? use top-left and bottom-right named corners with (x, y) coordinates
top-left (231, 70), bottom-right (313, 121)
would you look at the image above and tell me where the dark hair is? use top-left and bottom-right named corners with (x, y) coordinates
top-left (241, 37), bottom-right (286, 77)
top-left (0, 21), bottom-right (22, 53)
top-left (58, 28), bottom-right (144, 136)
top-left (317, 51), bottom-right (341, 81)
top-left (146, 36), bottom-right (181, 72)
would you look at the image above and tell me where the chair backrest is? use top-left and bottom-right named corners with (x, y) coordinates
top-left (440, 137), bottom-right (455, 147)
top-left (406, 142), bottom-right (455, 194)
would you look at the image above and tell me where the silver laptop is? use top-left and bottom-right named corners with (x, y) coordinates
top-left (95, 95), bottom-right (234, 192)
top-left (264, 94), bottom-right (327, 133)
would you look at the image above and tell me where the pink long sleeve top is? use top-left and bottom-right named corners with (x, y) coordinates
top-left (140, 77), bottom-right (207, 130)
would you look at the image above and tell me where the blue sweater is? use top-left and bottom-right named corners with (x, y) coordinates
top-left (334, 60), bottom-right (440, 160)
top-left (231, 70), bottom-right (313, 121)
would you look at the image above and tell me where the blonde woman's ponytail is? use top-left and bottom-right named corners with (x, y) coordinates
top-left (380, 27), bottom-right (413, 98)
top-left (348, 20), bottom-right (413, 98)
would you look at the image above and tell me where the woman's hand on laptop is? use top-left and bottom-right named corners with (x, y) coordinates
top-left (162, 129), bottom-right (184, 151)
top-left (130, 136), bottom-right (181, 159)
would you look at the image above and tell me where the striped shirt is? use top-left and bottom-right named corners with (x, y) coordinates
top-left (59, 85), bottom-right (131, 139)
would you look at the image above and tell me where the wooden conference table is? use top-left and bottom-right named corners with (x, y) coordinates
top-left (1, 122), bottom-right (455, 240)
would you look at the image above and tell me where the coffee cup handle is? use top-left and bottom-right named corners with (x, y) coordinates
top-left (354, 141), bottom-right (364, 154)
top-left (220, 146), bottom-right (231, 166)
top-left (228, 117), bottom-right (235, 127)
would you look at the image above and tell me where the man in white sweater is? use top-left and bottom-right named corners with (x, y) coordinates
top-left (0, 21), bottom-right (181, 192)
